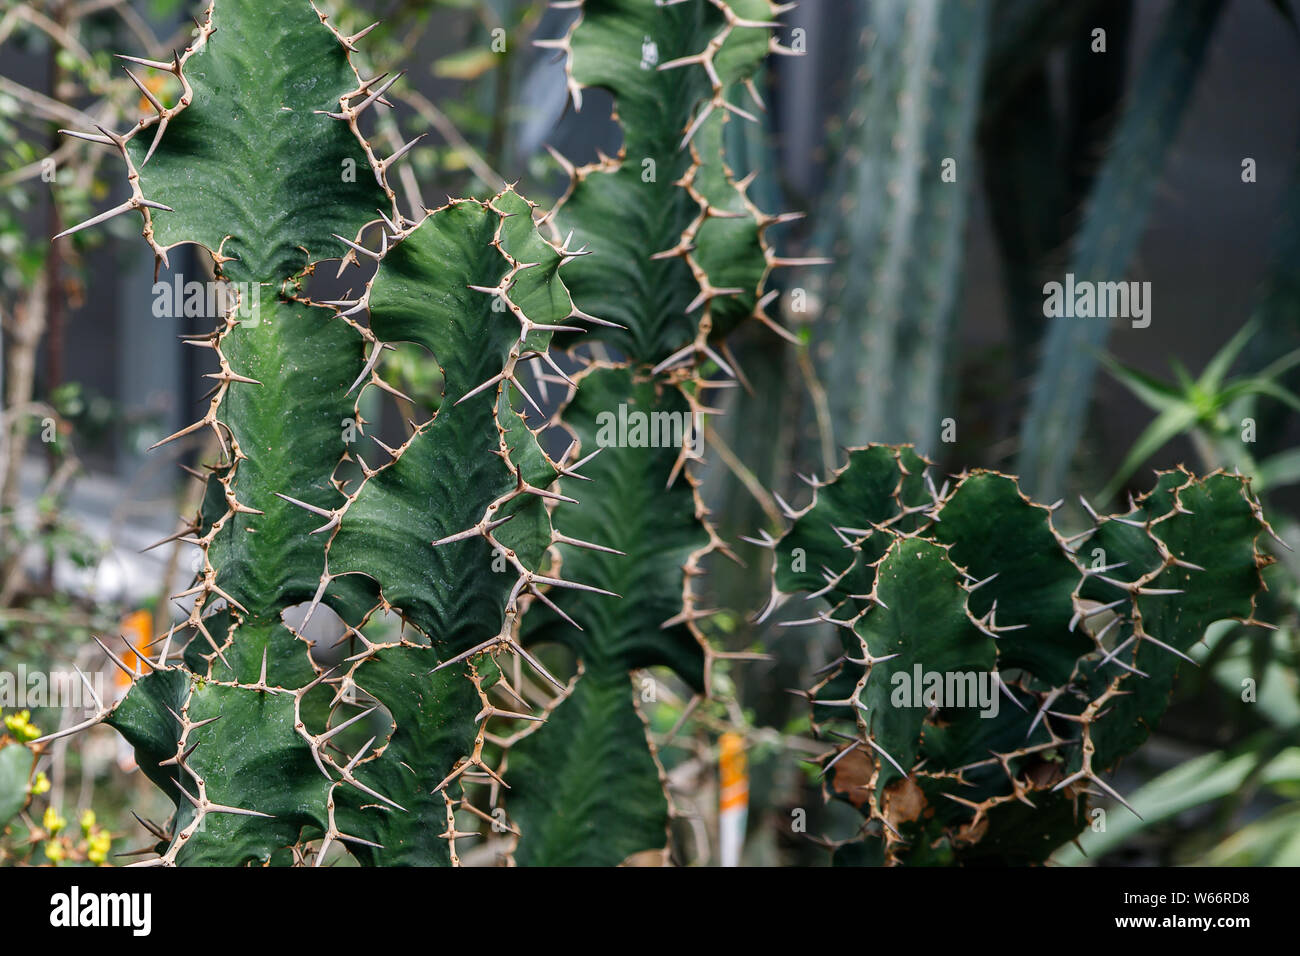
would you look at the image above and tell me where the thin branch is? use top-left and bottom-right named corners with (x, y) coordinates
top-left (796, 342), bottom-right (837, 477)
top-left (704, 424), bottom-right (783, 529)
top-left (394, 87), bottom-right (505, 189)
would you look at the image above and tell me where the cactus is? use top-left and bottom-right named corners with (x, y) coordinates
top-left (36, 0), bottom-right (1262, 871)
top-left (39, 0), bottom-right (603, 866)
top-left (1245, 142), bottom-right (1300, 460)
top-left (805, 0), bottom-right (990, 454)
top-left (29, 0), bottom-right (808, 867)
top-left (759, 445), bottom-right (1274, 864)
top-left (506, 0), bottom-right (805, 865)
top-left (1016, 0), bottom-right (1226, 499)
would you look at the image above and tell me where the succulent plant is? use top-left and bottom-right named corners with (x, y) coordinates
top-left (506, 0), bottom-right (807, 865)
top-left (1016, 0), bottom-right (1227, 498)
top-left (759, 445), bottom-right (1274, 864)
top-left (26, 0), bottom-right (1272, 870)
top-left (807, 0), bottom-right (990, 453)
top-left (38, 0), bottom-right (606, 866)
top-left (30, 0), bottom-right (809, 867)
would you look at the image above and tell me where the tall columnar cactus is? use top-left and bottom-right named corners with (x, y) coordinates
top-left (807, 0), bottom-right (989, 453)
top-left (39, 0), bottom-right (601, 866)
top-left (503, 0), bottom-right (805, 864)
top-left (760, 445), bottom-right (1274, 864)
top-left (1016, 0), bottom-right (1226, 499)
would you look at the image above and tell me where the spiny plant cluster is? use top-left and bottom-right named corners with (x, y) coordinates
top-left (758, 445), bottom-right (1275, 864)
top-left (13, 0), bottom-right (1275, 868)
top-left (23, 0), bottom-right (806, 866)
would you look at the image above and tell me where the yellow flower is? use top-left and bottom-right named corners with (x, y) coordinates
top-left (43, 806), bottom-right (66, 834)
top-left (44, 840), bottom-right (65, 863)
top-left (87, 830), bottom-right (111, 864)
top-left (3, 709), bottom-right (40, 742)
top-left (80, 809), bottom-right (96, 833)
top-left (30, 771), bottom-right (50, 795)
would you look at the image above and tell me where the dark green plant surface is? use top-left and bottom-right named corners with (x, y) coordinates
top-left (761, 445), bottom-right (1273, 865)
top-left (0, 743), bottom-right (34, 829)
top-left (25, 0), bottom-right (808, 868)
top-left (17, 0), bottom-right (1282, 870)
top-left (36, 0), bottom-right (606, 866)
top-left (808, 0), bottom-right (989, 453)
top-left (507, 0), bottom-right (803, 865)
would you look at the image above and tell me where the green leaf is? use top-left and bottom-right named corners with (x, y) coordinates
top-left (1099, 351), bottom-right (1186, 412)
top-left (1253, 346), bottom-right (1300, 384)
top-left (0, 744), bottom-right (34, 828)
top-left (1199, 319), bottom-right (1258, 394)
top-left (1099, 402), bottom-right (1199, 503)
top-left (1202, 801), bottom-right (1300, 865)
top-left (1054, 744), bottom-right (1300, 864)
top-left (1225, 376), bottom-right (1300, 415)
top-left (1255, 447), bottom-right (1300, 491)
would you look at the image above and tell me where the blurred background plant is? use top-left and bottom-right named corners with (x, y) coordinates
top-left (0, 0), bottom-right (189, 868)
top-left (1049, 319), bottom-right (1300, 865)
top-left (2, 0), bottom-right (1298, 865)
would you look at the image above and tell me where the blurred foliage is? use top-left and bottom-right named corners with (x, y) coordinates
top-left (0, 728), bottom-right (116, 866)
top-left (1101, 323), bottom-right (1300, 502)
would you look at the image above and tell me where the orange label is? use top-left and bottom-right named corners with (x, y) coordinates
top-left (115, 609), bottom-right (155, 690)
top-left (719, 732), bottom-right (748, 813)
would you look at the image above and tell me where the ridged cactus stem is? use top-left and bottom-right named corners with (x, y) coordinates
top-left (37, 0), bottom-right (598, 866)
top-left (509, 0), bottom-right (810, 864)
